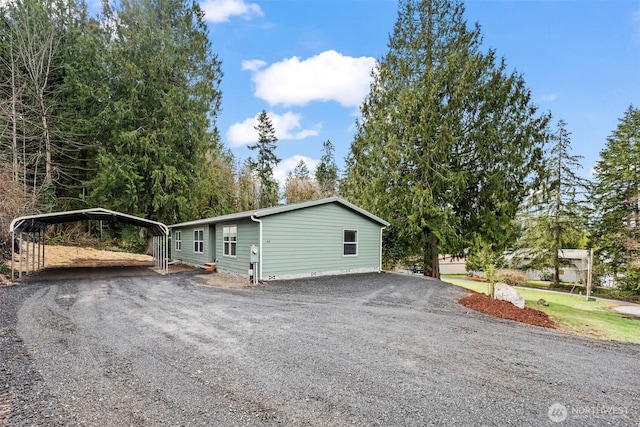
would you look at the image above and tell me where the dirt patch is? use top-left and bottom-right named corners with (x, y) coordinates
top-left (167, 263), bottom-right (199, 273)
top-left (459, 290), bottom-right (555, 329)
top-left (41, 245), bottom-right (152, 266)
top-left (4, 245), bottom-right (152, 273)
top-left (191, 270), bottom-right (254, 289)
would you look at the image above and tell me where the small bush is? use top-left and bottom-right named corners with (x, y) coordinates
top-left (497, 269), bottom-right (529, 286)
top-left (0, 262), bottom-right (10, 276)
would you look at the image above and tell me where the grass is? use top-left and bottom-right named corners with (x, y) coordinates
top-left (441, 275), bottom-right (640, 344)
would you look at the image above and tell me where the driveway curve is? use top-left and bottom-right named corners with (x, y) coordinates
top-left (1, 270), bottom-right (638, 426)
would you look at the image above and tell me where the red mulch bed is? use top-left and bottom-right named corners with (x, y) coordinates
top-left (459, 291), bottom-right (556, 329)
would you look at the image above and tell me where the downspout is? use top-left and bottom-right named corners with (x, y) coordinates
top-left (250, 215), bottom-right (263, 280)
top-left (380, 226), bottom-right (386, 272)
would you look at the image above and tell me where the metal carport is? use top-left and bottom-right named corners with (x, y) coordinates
top-left (9, 208), bottom-right (169, 279)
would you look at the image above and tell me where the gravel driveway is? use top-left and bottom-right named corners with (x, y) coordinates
top-left (1, 269), bottom-right (638, 426)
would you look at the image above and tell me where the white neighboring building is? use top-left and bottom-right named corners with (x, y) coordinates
top-left (439, 255), bottom-right (467, 275)
top-left (443, 249), bottom-right (591, 283)
top-left (505, 249), bottom-right (589, 283)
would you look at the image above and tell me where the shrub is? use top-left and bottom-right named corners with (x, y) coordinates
top-left (497, 269), bottom-right (529, 286)
top-left (0, 262), bottom-right (10, 277)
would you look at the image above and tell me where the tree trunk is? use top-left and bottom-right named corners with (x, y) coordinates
top-left (553, 255), bottom-right (560, 286)
top-left (40, 97), bottom-right (51, 185)
top-left (422, 228), bottom-right (440, 279)
top-left (10, 46), bottom-right (19, 182)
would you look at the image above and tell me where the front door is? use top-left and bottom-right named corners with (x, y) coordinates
top-left (208, 225), bottom-right (216, 261)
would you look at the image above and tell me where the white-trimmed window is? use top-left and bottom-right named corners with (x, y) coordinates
top-left (343, 230), bottom-right (358, 256)
top-left (223, 225), bottom-right (237, 257)
top-left (174, 231), bottom-right (182, 251)
top-left (193, 229), bottom-right (204, 253)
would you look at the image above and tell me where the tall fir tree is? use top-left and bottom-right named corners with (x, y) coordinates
top-left (515, 119), bottom-right (587, 285)
top-left (315, 140), bottom-right (339, 197)
top-left (248, 110), bottom-right (280, 208)
top-left (342, 0), bottom-right (548, 278)
top-left (590, 105), bottom-right (640, 294)
top-left (88, 0), bottom-right (223, 225)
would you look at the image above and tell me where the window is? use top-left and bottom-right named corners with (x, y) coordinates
top-left (223, 225), bottom-right (237, 257)
top-left (194, 229), bottom-right (204, 253)
top-left (343, 230), bottom-right (358, 256)
top-left (174, 231), bottom-right (182, 252)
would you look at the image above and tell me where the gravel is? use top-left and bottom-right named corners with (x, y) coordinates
top-left (1, 269), bottom-right (639, 426)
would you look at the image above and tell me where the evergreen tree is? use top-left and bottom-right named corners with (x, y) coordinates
top-left (591, 105), bottom-right (640, 294)
top-left (515, 119), bottom-right (587, 285)
top-left (342, 0), bottom-right (548, 278)
top-left (89, 0), bottom-right (223, 225)
top-left (196, 144), bottom-right (237, 218)
top-left (283, 159), bottom-right (320, 204)
top-left (248, 110), bottom-right (280, 208)
top-left (236, 159), bottom-right (260, 211)
top-left (315, 140), bottom-right (339, 197)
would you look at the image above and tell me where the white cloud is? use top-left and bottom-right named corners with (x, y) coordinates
top-left (274, 155), bottom-right (320, 186)
top-left (245, 50), bottom-right (376, 107)
top-left (200, 0), bottom-right (262, 24)
top-left (540, 93), bottom-right (558, 102)
top-left (226, 111), bottom-right (321, 147)
top-left (242, 59), bottom-right (267, 72)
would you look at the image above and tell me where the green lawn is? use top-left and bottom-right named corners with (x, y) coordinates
top-left (441, 276), bottom-right (640, 344)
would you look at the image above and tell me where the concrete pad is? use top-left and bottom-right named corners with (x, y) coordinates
top-left (612, 305), bottom-right (640, 318)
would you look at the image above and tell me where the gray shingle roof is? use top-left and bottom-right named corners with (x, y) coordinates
top-left (168, 197), bottom-right (389, 228)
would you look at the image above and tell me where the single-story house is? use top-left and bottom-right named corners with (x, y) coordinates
top-left (505, 249), bottom-right (589, 283)
top-left (168, 197), bottom-right (389, 281)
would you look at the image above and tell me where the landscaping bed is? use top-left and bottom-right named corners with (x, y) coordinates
top-left (459, 290), bottom-right (555, 329)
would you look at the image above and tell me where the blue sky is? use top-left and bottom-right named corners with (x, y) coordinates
top-left (204, 0), bottom-right (639, 183)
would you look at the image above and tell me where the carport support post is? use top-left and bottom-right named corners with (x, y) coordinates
top-left (11, 230), bottom-right (15, 280)
top-left (25, 232), bottom-right (29, 275)
top-left (19, 232), bottom-right (22, 278)
top-left (31, 232), bottom-right (35, 273)
top-left (32, 232), bottom-right (36, 273)
top-left (37, 230), bottom-right (41, 271)
top-left (164, 234), bottom-right (168, 273)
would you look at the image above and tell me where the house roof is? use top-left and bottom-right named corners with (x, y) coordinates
top-left (558, 249), bottom-right (589, 260)
top-left (169, 197), bottom-right (390, 228)
top-left (505, 248), bottom-right (589, 261)
top-left (10, 208), bottom-right (169, 236)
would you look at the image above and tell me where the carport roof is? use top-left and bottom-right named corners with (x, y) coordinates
top-left (10, 208), bottom-right (168, 236)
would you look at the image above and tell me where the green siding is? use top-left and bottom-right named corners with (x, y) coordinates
top-left (169, 200), bottom-right (385, 280)
top-left (215, 219), bottom-right (259, 276)
top-left (261, 203), bottom-right (382, 279)
top-left (171, 224), bottom-right (212, 266)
